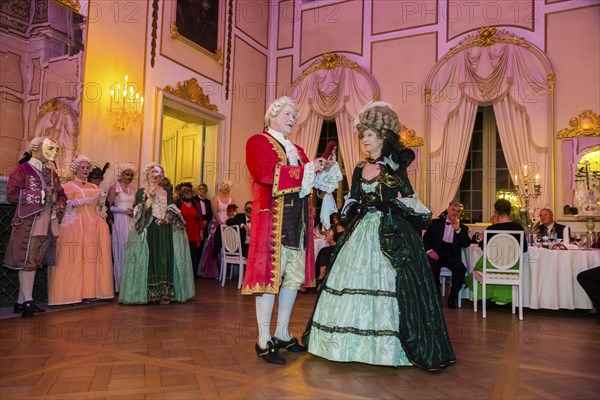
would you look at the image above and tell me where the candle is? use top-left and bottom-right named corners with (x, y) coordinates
top-left (535, 174), bottom-right (539, 185)
top-left (110, 89), bottom-right (114, 110)
top-left (514, 174), bottom-right (518, 184)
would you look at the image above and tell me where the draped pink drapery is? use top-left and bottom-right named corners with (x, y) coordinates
top-left (427, 41), bottom-right (553, 215)
top-left (289, 66), bottom-right (379, 189)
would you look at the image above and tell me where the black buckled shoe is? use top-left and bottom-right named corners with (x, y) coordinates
top-left (255, 341), bottom-right (286, 365)
top-left (272, 336), bottom-right (308, 352)
top-left (21, 301), bottom-right (35, 318)
top-left (15, 302), bottom-right (46, 314)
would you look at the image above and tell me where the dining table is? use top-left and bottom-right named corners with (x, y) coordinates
top-left (463, 244), bottom-right (599, 309)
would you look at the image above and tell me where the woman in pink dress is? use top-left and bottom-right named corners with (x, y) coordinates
top-left (198, 181), bottom-right (234, 278)
top-left (48, 155), bottom-right (115, 305)
top-left (107, 163), bottom-right (136, 293)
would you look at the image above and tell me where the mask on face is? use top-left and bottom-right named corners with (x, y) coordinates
top-left (41, 138), bottom-right (59, 162)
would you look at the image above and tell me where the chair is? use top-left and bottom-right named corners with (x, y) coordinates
top-left (219, 225), bottom-right (246, 289)
top-left (473, 230), bottom-right (525, 320)
top-left (440, 267), bottom-right (462, 308)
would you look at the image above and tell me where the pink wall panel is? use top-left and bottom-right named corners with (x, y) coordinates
top-left (447, 0), bottom-right (535, 40)
top-left (276, 56), bottom-right (293, 98)
top-left (230, 37), bottom-right (267, 192)
top-left (277, 0), bottom-right (295, 50)
top-left (236, 0), bottom-right (269, 48)
top-left (371, 33), bottom-right (437, 133)
top-left (300, 0), bottom-right (363, 65)
top-left (372, 0), bottom-right (437, 35)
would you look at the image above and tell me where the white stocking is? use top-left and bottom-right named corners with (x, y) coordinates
top-left (255, 294), bottom-right (275, 348)
top-left (274, 287), bottom-right (297, 341)
top-left (18, 270), bottom-right (36, 303)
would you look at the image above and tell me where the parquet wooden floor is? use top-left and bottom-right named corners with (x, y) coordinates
top-left (1, 278), bottom-right (599, 399)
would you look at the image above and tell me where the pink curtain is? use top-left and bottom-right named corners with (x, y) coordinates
top-left (428, 42), bottom-right (552, 214)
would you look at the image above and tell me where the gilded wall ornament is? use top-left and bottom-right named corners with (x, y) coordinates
top-left (292, 52), bottom-right (363, 86)
top-left (557, 110), bottom-right (600, 139)
top-left (399, 125), bottom-right (424, 148)
top-left (447, 27), bottom-right (531, 57)
top-left (164, 78), bottom-right (219, 112)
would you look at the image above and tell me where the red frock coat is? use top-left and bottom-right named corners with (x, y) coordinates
top-left (241, 132), bottom-right (315, 295)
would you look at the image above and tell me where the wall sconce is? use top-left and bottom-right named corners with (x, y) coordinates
top-left (109, 75), bottom-right (144, 130)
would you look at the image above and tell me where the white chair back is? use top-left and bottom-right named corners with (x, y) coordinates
top-left (483, 231), bottom-right (524, 272)
top-left (473, 230), bottom-right (525, 320)
top-left (220, 225), bottom-right (246, 289)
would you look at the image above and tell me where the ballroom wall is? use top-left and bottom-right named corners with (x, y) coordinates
top-left (2, 0), bottom-right (599, 221)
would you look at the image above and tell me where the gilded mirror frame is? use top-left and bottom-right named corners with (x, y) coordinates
top-left (556, 110), bottom-right (600, 220)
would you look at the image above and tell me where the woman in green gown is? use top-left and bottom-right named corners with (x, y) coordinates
top-left (119, 162), bottom-right (195, 304)
top-left (307, 103), bottom-right (455, 372)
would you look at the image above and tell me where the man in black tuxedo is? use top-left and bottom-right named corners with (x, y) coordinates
top-left (195, 183), bottom-right (213, 258)
top-left (423, 200), bottom-right (472, 309)
top-left (537, 208), bottom-right (569, 239)
top-left (226, 200), bottom-right (252, 257)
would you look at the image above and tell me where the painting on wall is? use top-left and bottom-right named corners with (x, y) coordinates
top-left (175, 0), bottom-right (219, 53)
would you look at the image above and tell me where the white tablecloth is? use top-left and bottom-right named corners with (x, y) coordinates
top-left (463, 245), bottom-right (600, 310)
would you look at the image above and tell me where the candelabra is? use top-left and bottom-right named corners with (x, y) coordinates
top-left (109, 75), bottom-right (144, 130)
top-left (514, 166), bottom-right (541, 212)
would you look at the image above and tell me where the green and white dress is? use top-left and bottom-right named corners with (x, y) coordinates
top-left (308, 157), bottom-right (456, 371)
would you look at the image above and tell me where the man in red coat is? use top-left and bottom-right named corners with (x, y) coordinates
top-left (242, 96), bottom-right (341, 364)
top-left (3, 136), bottom-right (66, 317)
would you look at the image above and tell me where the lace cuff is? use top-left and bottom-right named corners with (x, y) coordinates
top-left (300, 162), bottom-right (343, 198)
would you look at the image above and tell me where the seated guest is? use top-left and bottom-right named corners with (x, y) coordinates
top-left (330, 212), bottom-right (345, 242)
top-left (577, 266), bottom-right (600, 324)
top-left (226, 201), bottom-right (251, 257)
top-left (314, 229), bottom-right (336, 291)
top-left (537, 208), bottom-right (569, 240)
top-left (465, 199), bottom-right (528, 305)
top-left (423, 200), bottom-right (472, 309)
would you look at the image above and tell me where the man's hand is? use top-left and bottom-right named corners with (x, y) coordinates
top-left (427, 250), bottom-right (439, 260)
top-left (449, 219), bottom-right (460, 231)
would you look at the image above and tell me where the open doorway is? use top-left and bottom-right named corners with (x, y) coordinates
top-left (153, 90), bottom-right (224, 193)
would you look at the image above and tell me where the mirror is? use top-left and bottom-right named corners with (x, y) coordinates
top-left (557, 110), bottom-right (600, 217)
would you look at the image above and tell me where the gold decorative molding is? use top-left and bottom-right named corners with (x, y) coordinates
top-left (292, 52), bottom-right (363, 87)
top-left (399, 125), bottom-right (424, 148)
top-left (54, 0), bottom-right (81, 13)
top-left (547, 73), bottom-right (555, 94)
top-left (447, 27), bottom-right (530, 57)
top-left (557, 110), bottom-right (600, 139)
top-left (164, 78), bottom-right (219, 112)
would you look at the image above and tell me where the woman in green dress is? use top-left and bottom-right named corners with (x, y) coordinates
top-left (465, 198), bottom-right (528, 304)
top-left (307, 103), bottom-right (455, 372)
top-left (119, 162), bottom-right (195, 304)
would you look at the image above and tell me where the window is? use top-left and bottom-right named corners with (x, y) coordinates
top-left (457, 106), bottom-right (515, 223)
top-left (313, 120), bottom-right (348, 224)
